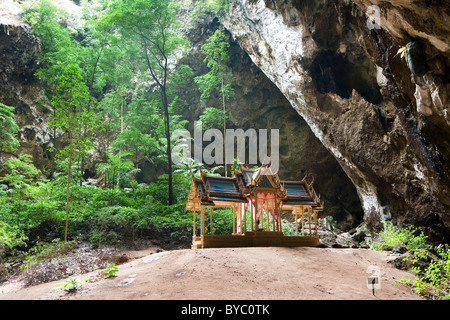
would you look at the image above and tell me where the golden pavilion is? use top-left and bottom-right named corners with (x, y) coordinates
top-left (186, 165), bottom-right (324, 249)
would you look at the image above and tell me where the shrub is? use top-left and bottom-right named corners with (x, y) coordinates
top-left (374, 221), bottom-right (450, 299)
top-left (372, 220), bottom-right (430, 251)
top-left (403, 244), bottom-right (450, 299)
top-left (20, 239), bottom-right (76, 271)
top-left (0, 221), bottom-right (28, 258)
top-left (89, 206), bottom-right (139, 247)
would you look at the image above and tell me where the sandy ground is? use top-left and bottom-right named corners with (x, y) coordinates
top-left (0, 246), bottom-right (422, 301)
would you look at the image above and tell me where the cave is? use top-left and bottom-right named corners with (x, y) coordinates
top-left (223, 0), bottom-right (450, 242)
top-left (176, 25), bottom-right (366, 230)
top-left (310, 50), bottom-right (383, 104)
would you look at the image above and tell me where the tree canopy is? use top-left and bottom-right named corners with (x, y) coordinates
top-left (0, 0), bottom-right (236, 261)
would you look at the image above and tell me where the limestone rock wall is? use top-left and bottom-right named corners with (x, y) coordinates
top-left (0, 5), bottom-right (59, 177)
top-left (222, 0), bottom-right (450, 242)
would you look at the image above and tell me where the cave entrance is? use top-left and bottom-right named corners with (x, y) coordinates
top-left (310, 50), bottom-right (383, 104)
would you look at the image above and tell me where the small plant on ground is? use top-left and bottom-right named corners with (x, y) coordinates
top-left (55, 276), bottom-right (88, 291)
top-left (103, 262), bottom-right (119, 277)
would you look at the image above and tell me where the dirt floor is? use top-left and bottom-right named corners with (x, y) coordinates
top-left (0, 246), bottom-right (423, 301)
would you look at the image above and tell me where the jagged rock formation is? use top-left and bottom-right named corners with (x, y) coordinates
top-left (222, 0), bottom-right (450, 242)
top-left (0, 4), bottom-right (57, 177)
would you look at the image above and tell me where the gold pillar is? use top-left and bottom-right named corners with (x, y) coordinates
top-left (255, 195), bottom-right (258, 231)
top-left (251, 199), bottom-right (254, 231)
top-left (193, 210), bottom-right (196, 237)
top-left (275, 195), bottom-right (279, 232)
top-left (271, 200), bottom-right (275, 232)
top-left (200, 206), bottom-right (205, 236)
top-left (278, 200), bottom-right (282, 232)
top-left (301, 207), bottom-right (305, 236)
top-left (314, 211), bottom-right (318, 236)
top-left (308, 207), bottom-right (312, 236)
top-left (243, 203), bottom-right (247, 234)
top-left (258, 198), bottom-right (264, 230)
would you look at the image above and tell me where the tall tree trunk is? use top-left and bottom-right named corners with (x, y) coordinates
top-left (162, 86), bottom-right (173, 205)
top-left (17, 193), bottom-right (22, 226)
top-left (79, 155), bottom-right (84, 186)
top-left (88, 45), bottom-right (104, 110)
top-left (143, 41), bottom-right (173, 205)
top-left (64, 119), bottom-right (73, 243)
top-left (121, 102), bottom-right (124, 133)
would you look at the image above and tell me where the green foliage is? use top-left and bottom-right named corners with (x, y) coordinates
top-left (21, 239), bottom-right (76, 271)
top-left (110, 87), bottom-right (165, 165)
top-left (0, 0), bottom-right (238, 286)
top-left (195, 29), bottom-right (234, 102)
top-left (96, 151), bottom-right (138, 189)
top-left (173, 156), bottom-right (223, 181)
top-left (3, 170), bottom-right (192, 248)
top-left (103, 0), bottom-right (192, 205)
top-left (209, 208), bottom-right (234, 235)
top-left (189, 0), bottom-right (230, 24)
top-left (90, 205), bottom-right (139, 246)
top-left (55, 276), bottom-right (89, 291)
top-left (103, 263), bottom-right (119, 277)
top-left (49, 63), bottom-right (103, 242)
top-left (22, 0), bottom-right (80, 85)
top-left (0, 154), bottom-right (41, 225)
top-left (374, 221), bottom-right (449, 299)
top-left (372, 221), bottom-right (430, 251)
top-left (49, 63), bottom-right (103, 163)
top-left (281, 220), bottom-right (296, 236)
top-left (0, 103), bottom-right (20, 156)
top-left (50, 64), bottom-right (93, 126)
top-left (400, 244), bottom-right (450, 299)
top-left (194, 28), bottom-right (234, 175)
top-left (0, 221), bottom-right (28, 257)
top-left (198, 107), bottom-right (229, 130)
top-left (22, 0), bottom-right (125, 97)
top-left (0, 155), bottom-right (40, 189)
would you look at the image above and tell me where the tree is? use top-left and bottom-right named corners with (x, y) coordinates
top-left (111, 85), bottom-right (165, 169)
top-left (79, 2), bottom-right (132, 101)
top-left (0, 103), bottom-right (20, 160)
top-left (189, 0), bottom-right (230, 25)
top-left (95, 151), bottom-right (138, 189)
top-left (194, 29), bottom-right (234, 175)
top-left (22, 0), bottom-right (80, 86)
top-left (104, 0), bottom-right (189, 205)
top-left (49, 64), bottom-right (102, 242)
top-left (94, 86), bottom-right (129, 164)
top-left (0, 155), bottom-right (40, 225)
top-left (111, 71), bottom-right (191, 189)
top-left (199, 107), bottom-right (229, 130)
